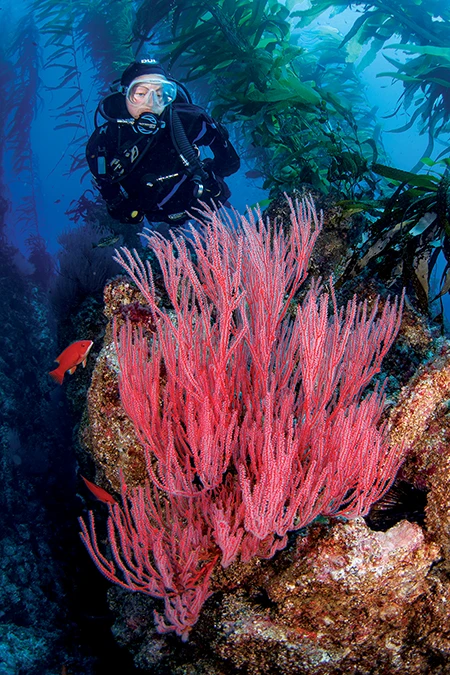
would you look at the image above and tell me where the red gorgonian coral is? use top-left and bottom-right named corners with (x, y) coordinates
top-left (79, 196), bottom-right (404, 640)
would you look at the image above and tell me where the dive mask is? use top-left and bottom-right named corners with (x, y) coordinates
top-left (125, 77), bottom-right (177, 116)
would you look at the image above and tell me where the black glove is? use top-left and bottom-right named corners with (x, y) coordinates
top-left (202, 157), bottom-right (217, 176)
top-left (107, 196), bottom-right (144, 225)
top-left (200, 159), bottom-right (231, 204)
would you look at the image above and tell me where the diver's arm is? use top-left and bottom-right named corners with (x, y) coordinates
top-left (91, 175), bottom-right (143, 224)
top-left (204, 119), bottom-right (240, 177)
top-left (104, 191), bottom-right (143, 224)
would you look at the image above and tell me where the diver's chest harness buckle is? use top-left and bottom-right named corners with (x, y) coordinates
top-left (97, 114), bottom-right (166, 180)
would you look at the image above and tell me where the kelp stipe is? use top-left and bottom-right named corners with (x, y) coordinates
top-left (0, 51), bottom-right (14, 191)
top-left (7, 15), bottom-right (42, 237)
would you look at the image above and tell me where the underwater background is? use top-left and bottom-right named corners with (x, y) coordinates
top-left (1, 0), bottom-right (450, 673)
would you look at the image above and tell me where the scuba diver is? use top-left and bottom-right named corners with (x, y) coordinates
top-left (86, 59), bottom-right (240, 230)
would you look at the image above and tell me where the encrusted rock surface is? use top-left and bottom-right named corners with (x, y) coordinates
top-left (265, 187), bottom-right (353, 282)
top-left (104, 516), bottom-right (446, 674)
top-left (389, 345), bottom-right (450, 572)
top-left (206, 518), bottom-right (442, 675)
top-left (79, 276), bottom-right (150, 493)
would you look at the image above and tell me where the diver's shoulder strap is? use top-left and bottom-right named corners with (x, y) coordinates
top-left (172, 102), bottom-right (231, 145)
top-left (172, 101), bottom-right (205, 116)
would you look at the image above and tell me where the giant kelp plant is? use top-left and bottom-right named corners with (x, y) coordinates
top-left (6, 14), bottom-right (57, 278)
top-left (0, 55), bottom-right (14, 195)
top-left (379, 43), bottom-right (450, 166)
top-left (296, 0), bottom-right (450, 164)
top-left (31, 0), bottom-right (135, 179)
top-left (337, 163), bottom-right (450, 309)
top-left (293, 0), bottom-right (450, 314)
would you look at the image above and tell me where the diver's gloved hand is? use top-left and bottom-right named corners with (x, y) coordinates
top-left (107, 197), bottom-right (144, 225)
top-left (201, 157), bottom-right (217, 178)
top-left (123, 209), bottom-right (144, 225)
top-left (200, 157), bottom-right (231, 204)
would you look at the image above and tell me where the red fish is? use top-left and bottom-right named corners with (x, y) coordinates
top-left (49, 339), bottom-right (93, 385)
top-left (81, 475), bottom-right (117, 505)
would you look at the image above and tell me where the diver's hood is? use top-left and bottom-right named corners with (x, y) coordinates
top-left (97, 92), bottom-right (132, 124)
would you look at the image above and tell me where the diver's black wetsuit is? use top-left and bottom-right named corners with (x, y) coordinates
top-left (86, 96), bottom-right (240, 226)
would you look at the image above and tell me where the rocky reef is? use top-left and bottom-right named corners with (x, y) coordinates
top-left (77, 249), bottom-right (450, 674)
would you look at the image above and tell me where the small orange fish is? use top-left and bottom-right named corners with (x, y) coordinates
top-left (49, 339), bottom-right (93, 385)
top-left (81, 475), bottom-right (117, 505)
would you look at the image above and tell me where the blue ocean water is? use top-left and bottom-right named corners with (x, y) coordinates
top-left (0, 0), bottom-right (449, 673)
